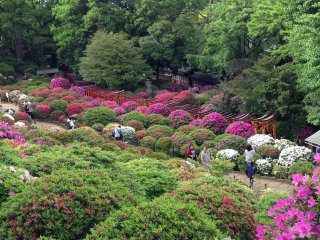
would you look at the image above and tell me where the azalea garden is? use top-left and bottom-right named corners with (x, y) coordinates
top-left (1, 0), bottom-right (320, 239)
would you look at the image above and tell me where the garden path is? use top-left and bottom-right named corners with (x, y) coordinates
top-left (226, 172), bottom-right (293, 192)
top-left (0, 102), bottom-right (66, 131)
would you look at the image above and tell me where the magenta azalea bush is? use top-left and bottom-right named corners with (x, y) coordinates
top-left (225, 121), bottom-right (255, 138)
top-left (155, 92), bottom-right (177, 103)
top-left (102, 101), bottom-right (119, 109)
top-left (66, 103), bottom-right (84, 116)
top-left (135, 106), bottom-right (148, 115)
top-left (169, 110), bottom-right (192, 128)
top-left (256, 163), bottom-right (320, 239)
top-left (121, 101), bottom-right (139, 112)
top-left (50, 77), bottom-right (71, 89)
top-left (147, 103), bottom-right (171, 116)
top-left (37, 105), bottom-right (51, 114)
top-left (138, 92), bottom-right (149, 99)
top-left (0, 122), bottom-right (25, 143)
top-left (69, 86), bottom-right (85, 95)
top-left (203, 112), bottom-right (228, 134)
top-left (114, 107), bottom-right (126, 116)
top-left (86, 99), bottom-right (103, 108)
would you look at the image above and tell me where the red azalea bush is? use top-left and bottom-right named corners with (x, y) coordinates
top-left (169, 110), bottom-right (192, 128)
top-left (51, 87), bottom-right (65, 93)
top-left (121, 101), bottom-right (139, 112)
top-left (66, 103), bottom-right (84, 116)
top-left (33, 89), bottom-right (51, 98)
top-left (61, 95), bottom-right (77, 103)
top-left (69, 86), bottom-right (85, 95)
top-left (138, 92), bottom-right (149, 99)
top-left (50, 77), bottom-right (71, 89)
top-left (203, 112), bottom-right (228, 134)
top-left (147, 103), bottom-right (170, 117)
top-left (58, 115), bottom-right (67, 122)
top-left (135, 130), bottom-right (148, 141)
top-left (50, 110), bottom-right (64, 121)
top-left (225, 121), bottom-right (255, 138)
top-left (127, 120), bottom-right (144, 131)
top-left (135, 106), bottom-right (148, 114)
top-left (37, 105), bottom-right (51, 115)
top-left (256, 165), bottom-right (320, 239)
top-left (102, 100), bottom-right (119, 109)
top-left (155, 91), bottom-right (177, 103)
top-left (114, 107), bottom-right (126, 116)
top-left (172, 90), bottom-right (195, 105)
top-left (17, 112), bottom-right (30, 121)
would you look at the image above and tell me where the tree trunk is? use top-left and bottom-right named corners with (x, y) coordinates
top-left (13, 32), bottom-right (23, 61)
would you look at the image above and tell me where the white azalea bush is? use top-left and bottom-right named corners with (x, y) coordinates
top-left (247, 134), bottom-right (274, 148)
top-left (278, 146), bottom-right (313, 167)
top-left (274, 139), bottom-right (296, 151)
top-left (121, 126), bottom-right (136, 143)
top-left (216, 149), bottom-right (239, 162)
top-left (255, 158), bottom-right (273, 175)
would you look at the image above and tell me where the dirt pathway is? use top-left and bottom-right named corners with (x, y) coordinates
top-left (226, 172), bottom-right (293, 192)
top-left (0, 102), bottom-right (66, 131)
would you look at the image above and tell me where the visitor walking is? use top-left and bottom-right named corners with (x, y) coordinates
top-left (25, 102), bottom-right (36, 124)
top-left (66, 116), bottom-right (75, 129)
top-left (114, 125), bottom-right (123, 141)
top-left (186, 144), bottom-right (197, 160)
top-left (200, 146), bottom-right (213, 173)
top-left (244, 144), bottom-right (255, 188)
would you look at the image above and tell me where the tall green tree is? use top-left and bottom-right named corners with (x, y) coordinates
top-left (279, 0), bottom-right (320, 125)
top-left (79, 31), bottom-right (151, 90)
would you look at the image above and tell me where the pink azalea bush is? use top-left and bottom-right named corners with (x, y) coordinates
top-left (135, 106), bottom-right (148, 115)
top-left (86, 99), bottom-right (103, 108)
top-left (296, 126), bottom-right (314, 140)
top-left (169, 110), bottom-right (192, 128)
top-left (17, 112), bottom-right (30, 121)
top-left (50, 77), bottom-right (71, 89)
top-left (256, 163), bottom-right (320, 239)
top-left (138, 92), bottom-right (149, 99)
top-left (189, 119), bottom-right (204, 128)
top-left (203, 112), bottom-right (228, 134)
top-left (0, 121), bottom-right (25, 143)
top-left (102, 101), bottom-right (119, 109)
top-left (58, 115), bottom-right (67, 122)
top-left (61, 95), bottom-right (77, 103)
top-left (121, 101), bottom-right (139, 112)
top-left (225, 121), bottom-right (255, 138)
top-left (69, 86), bottom-right (85, 95)
top-left (37, 105), bottom-right (51, 115)
top-left (147, 103), bottom-right (171, 116)
top-left (114, 107), bottom-right (126, 116)
top-left (51, 87), bottom-right (65, 94)
top-left (66, 103), bottom-right (84, 116)
top-left (32, 89), bottom-right (51, 98)
top-left (172, 90), bottom-right (195, 105)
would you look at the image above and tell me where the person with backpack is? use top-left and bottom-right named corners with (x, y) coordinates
top-left (25, 102), bottom-right (36, 124)
top-left (244, 144), bottom-right (256, 188)
top-left (114, 125), bottom-right (123, 141)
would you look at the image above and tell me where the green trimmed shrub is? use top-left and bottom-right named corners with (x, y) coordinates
top-left (147, 113), bottom-right (172, 127)
top-left (85, 197), bottom-right (223, 240)
top-left (189, 129), bottom-right (215, 145)
top-left (256, 145), bottom-right (281, 159)
top-left (176, 125), bottom-right (199, 134)
top-left (213, 134), bottom-right (235, 144)
top-left (147, 125), bottom-right (174, 139)
top-left (92, 123), bottom-right (104, 132)
top-left (215, 135), bottom-right (247, 153)
top-left (202, 140), bottom-right (216, 148)
top-left (288, 161), bottom-right (316, 178)
top-left (208, 159), bottom-right (235, 176)
top-left (67, 127), bottom-right (107, 147)
top-left (82, 107), bottom-right (117, 127)
top-left (0, 141), bottom-right (21, 166)
top-left (126, 120), bottom-right (144, 131)
top-left (114, 159), bottom-right (177, 199)
top-left (170, 177), bottom-right (256, 239)
top-left (146, 152), bottom-right (170, 160)
top-left (31, 96), bottom-right (45, 103)
top-left (49, 100), bottom-right (68, 112)
top-left (155, 137), bottom-right (173, 155)
top-left (0, 169), bottom-right (137, 239)
top-left (140, 136), bottom-right (156, 149)
top-left (122, 111), bottom-right (147, 126)
top-left (272, 164), bottom-right (288, 179)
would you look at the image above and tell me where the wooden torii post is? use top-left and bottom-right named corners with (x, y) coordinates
top-left (251, 113), bottom-right (277, 139)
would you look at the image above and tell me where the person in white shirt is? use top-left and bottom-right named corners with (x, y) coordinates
top-left (244, 144), bottom-right (256, 188)
top-left (200, 147), bottom-right (212, 165)
top-left (114, 125), bottom-right (123, 140)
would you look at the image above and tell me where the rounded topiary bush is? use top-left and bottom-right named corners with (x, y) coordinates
top-left (147, 125), bottom-right (174, 139)
top-left (176, 125), bottom-right (199, 134)
top-left (147, 113), bottom-right (172, 127)
top-left (203, 112), bottom-right (228, 134)
top-left (287, 161), bottom-right (316, 177)
top-left (92, 123), bottom-right (104, 132)
top-left (189, 129), bottom-right (215, 145)
top-left (256, 145), bottom-right (281, 159)
top-left (215, 135), bottom-right (247, 153)
top-left (135, 129), bottom-right (148, 141)
top-left (82, 107), bottom-right (117, 127)
top-left (170, 177), bottom-right (256, 238)
top-left (146, 103), bottom-right (171, 116)
top-left (168, 110), bottom-right (192, 128)
top-left (66, 103), bottom-right (84, 116)
top-left (127, 120), bottom-right (144, 131)
top-left (121, 111), bottom-right (147, 126)
top-left (140, 136), bottom-right (156, 149)
top-left (113, 159), bottom-right (177, 199)
top-left (121, 101), bottom-right (139, 112)
top-left (155, 137), bottom-right (173, 155)
top-left (85, 197), bottom-right (222, 240)
top-left (49, 100), bottom-right (68, 112)
top-left (68, 127), bottom-right (106, 147)
top-left (50, 77), bottom-right (71, 89)
top-left (0, 169), bottom-right (137, 240)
